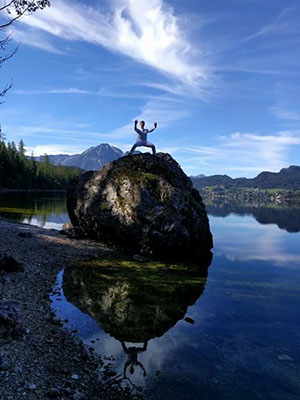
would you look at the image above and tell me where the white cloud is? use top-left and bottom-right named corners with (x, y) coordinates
top-left (16, 0), bottom-right (210, 92)
top-left (27, 144), bottom-right (84, 156)
top-left (170, 131), bottom-right (300, 176)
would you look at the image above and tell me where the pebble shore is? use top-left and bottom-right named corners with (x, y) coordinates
top-left (0, 218), bottom-right (140, 400)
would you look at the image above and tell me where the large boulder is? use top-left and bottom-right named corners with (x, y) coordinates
top-left (66, 153), bottom-right (213, 260)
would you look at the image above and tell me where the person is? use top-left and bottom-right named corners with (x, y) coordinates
top-left (129, 120), bottom-right (157, 155)
top-left (121, 341), bottom-right (148, 378)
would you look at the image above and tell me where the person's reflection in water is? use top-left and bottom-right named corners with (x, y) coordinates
top-left (121, 341), bottom-right (148, 378)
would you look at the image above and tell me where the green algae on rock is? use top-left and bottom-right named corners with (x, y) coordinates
top-left (66, 153), bottom-right (213, 260)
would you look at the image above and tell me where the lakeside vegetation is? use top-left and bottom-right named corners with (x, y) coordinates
top-left (0, 139), bottom-right (82, 190)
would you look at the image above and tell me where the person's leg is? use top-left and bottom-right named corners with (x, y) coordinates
top-left (129, 143), bottom-right (138, 154)
top-left (144, 141), bottom-right (156, 155)
top-left (129, 141), bottom-right (144, 154)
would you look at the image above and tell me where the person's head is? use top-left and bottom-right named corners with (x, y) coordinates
top-left (140, 120), bottom-right (145, 129)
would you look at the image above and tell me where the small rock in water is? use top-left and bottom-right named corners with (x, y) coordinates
top-left (184, 317), bottom-right (195, 324)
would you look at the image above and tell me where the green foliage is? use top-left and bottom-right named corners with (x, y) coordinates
top-left (0, 139), bottom-right (81, 189)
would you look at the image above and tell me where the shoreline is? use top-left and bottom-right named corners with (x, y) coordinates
top-left (0, 217), bottom-right (137, 400)
top-left (0, 189), bottom-right (66, 194)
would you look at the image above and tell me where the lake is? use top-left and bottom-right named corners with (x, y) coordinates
top-left (1, 192), bottom-right (300, 399)
top-left (0, 191), bottom-right (68, 230)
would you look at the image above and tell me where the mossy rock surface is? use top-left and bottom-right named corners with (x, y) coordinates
top-left (66, 153), bottom-right (213, 260)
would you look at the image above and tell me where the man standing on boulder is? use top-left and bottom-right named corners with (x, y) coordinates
top-left (129, 120), bottom-right (157, 155)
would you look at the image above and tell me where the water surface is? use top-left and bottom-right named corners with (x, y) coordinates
top-left (1, 192), bottom-right (300, 398)
top-left (49, 197), bottom-right (300, 400)
top-left (0, 191), bottom-right (67, 229)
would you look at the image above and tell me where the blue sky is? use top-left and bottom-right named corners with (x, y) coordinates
top-left (1, 0), bottom-right (300, 177)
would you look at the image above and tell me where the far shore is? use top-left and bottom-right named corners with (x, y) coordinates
top-left (0, 188), bottom-right (66, 193)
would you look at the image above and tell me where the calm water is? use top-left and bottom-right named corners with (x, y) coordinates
top-left (0, 191), bottom-right (68, 229)
top-left (1, 192), bottom-right (300, 399)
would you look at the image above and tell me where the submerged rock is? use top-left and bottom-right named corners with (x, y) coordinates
top-left (67, 153), bottom-right (213, 260)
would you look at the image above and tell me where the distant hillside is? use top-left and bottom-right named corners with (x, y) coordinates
top-left (34, 154), bottom-right (71, 165)
top-left (191, 166), bottom-right (300, 190)
top-left (190, 174), bottom-right (206, 179)
top-left (36, 143), bottom-right (124, 171)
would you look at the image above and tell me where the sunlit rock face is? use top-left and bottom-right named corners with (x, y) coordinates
top-left (66, 153), bottom-right (213, 260)
top-left (63, 258), bottom-right (211, 343)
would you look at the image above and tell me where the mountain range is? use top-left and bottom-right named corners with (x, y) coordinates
top-left (36, 143), bottom-right (300, 190)
top-left (35, 143), bottom-right (123, 171)
top-left (191, 166), bottom-right (300, 190)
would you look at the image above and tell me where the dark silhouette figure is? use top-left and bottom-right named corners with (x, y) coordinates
top-left (121, 341), bottom-right (148, 378)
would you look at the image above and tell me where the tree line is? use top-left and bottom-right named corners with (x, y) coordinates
top-left (0, 138), bottom-right (81, 189)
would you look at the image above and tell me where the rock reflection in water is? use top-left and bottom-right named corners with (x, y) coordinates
top-left (63, 255), bottom-right (212, 379)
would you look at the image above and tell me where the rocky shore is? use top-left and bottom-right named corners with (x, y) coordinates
top-left (0, 217), bottom-right (142, 400)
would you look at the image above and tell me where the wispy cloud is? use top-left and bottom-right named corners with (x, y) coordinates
top-left (13, 87), bottom-right (150, 99)
top-left (12, 28), bottom-right (62, 54)
top-left (170, 131), bottom-right (300, 176)
top-left (110, 97), bottom-right (190, 140)
top-left (270, 106), bottom-right (300, 122)
top-left (242, 7), bottom-right (299, 42)
top-left (16, 0), bottom-right (211, 93)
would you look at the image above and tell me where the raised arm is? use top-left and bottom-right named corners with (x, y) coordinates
top-left (134, 119), bottom-right (141, 134)
top-left (147, 122), bottom-right (158, 133)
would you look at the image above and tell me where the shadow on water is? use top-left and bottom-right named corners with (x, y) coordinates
top-left (60, 255), bottom-right (212, 388)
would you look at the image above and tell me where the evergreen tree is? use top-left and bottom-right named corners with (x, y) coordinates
top-left (18, 139), bottom-right (26, 158)
top-left (0, 124), bottom-right (6, 141)
top-left (0, 138), bottom-right (81, 189)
